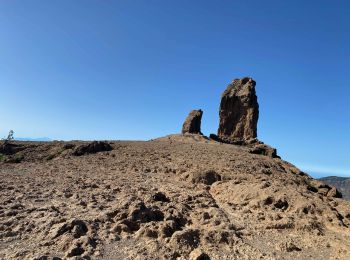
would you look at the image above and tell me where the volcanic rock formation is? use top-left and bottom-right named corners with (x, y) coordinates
top-left (72, 141), bottom-right (113, 156)
top-left (1, 77), bottom-right (349, 259)
top-left (1, 137), bottom-right (349, 259)
top-left (218, 77), bottom-right (259, 142)
top-left (182, 109), bottom-right (203, 135)
top-left (320, 176), bottom-right (350, 200)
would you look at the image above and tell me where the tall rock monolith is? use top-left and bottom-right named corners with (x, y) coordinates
top-left (182, 109), bottom-right (203, 135)
top-left (218, 77), bottom-right (259, 142)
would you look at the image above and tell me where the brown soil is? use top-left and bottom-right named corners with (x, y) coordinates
top-left (1, 135), bottom-right (350, 259)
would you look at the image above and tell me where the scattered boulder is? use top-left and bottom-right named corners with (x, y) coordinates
top-left (320, 176), bottom-right (350, 200)
top-left (274, 198), bottom-right (289, 211)
top-left (66, 244), bottom-right (85, 257)
top-left (182, 109), bottom-right (203, 135)
top-left (277, 241), bottom-right (301, 252)
top-left (129, 202), bottom-right (164, 223)
top-left (190, 170), bottom-right (222, 185)
top-left (210, 133), bottom-right (261, 146)
top-left (218, 77), bottom-right (259, 142)
top-left (63, 143), bottom-right (75, 150)
top-left (136, 223), bottom-right (159, 239)
top-left (72, 141), bottom-right (112, 156)
top-left (189, 249), bottom-right (211, 260)
top-left (152, 192), bottom-right (170, 202)
top-left (249, 144), bottom-right (279, 158)
top-left (33, 256), bottom-right (50, 260)
top-left (170, 229), bottom-right (200, 253)
top-left (307, 180), bottom-right (342, 198)
top-left (51, 219), bottom-right (88, 239)
top-left (0, 142), bottom-right (25, 155)
top-left (65, 236), bottom-right (96, 258)
top-left (327, 187), bottom-right (343, 198)
top-left (209, 133), bottom-right (242, 145)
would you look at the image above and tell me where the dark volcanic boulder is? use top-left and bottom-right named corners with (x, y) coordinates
top-left (190, 170), bottom-right (222, 185)
top-left (72, 141), bottom-right (113, 156)
top-left (249, 144), bottom-right (279, 158)
top-left (0, 142), bottom-right (25, 155)
top-left (218, 77), bottom-right (259, 142)
top-left (182, 109), bottom-right (203, 135)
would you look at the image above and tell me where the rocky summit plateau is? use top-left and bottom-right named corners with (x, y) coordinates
top-left (1, 78), bottom-right (350, 260)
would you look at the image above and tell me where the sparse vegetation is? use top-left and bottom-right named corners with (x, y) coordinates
top-left (0, 130), bottom-right (14, 158)
top-left (2, 130), bottom-right (14, 144)
top-left (46, 154), bottom-right (56, 161)
top-left (13, 154), bottom-right (24, 163)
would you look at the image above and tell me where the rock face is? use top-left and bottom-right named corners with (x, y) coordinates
top-left (0, 142), bottom-right (24, 155)
top-left (249, 144), bottom-right (279, 158)
top-left (182, 110), bottom-right (203, 135)
top-left (218, 77), bottom-right (259, 142)
top-left (320, 176), bottom-right (350, 200)
top-left (72, 141), bottom-right (113, 156)
top-left (307, 179), bottom-right (343, 199)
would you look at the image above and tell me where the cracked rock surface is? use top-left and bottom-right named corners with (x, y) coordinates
top-left (182, 109), bottom-right (203, 135)
top-left (218, 77), bottom-right (259, 142)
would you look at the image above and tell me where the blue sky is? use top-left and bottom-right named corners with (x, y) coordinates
top-left (0, 1), bottom-right (349, 178)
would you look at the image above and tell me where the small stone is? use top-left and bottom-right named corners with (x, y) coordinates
top-left (66, 244), bottom-right (85, 257)
top-left (152, 192), bottom-right (170, 202)
top-left (170, 229), bottom-right (200, 252)
top-left (189, 249), bottom-right (211, 260)
top-left (202, 212), bottom-right (210, 220)
top-left (34, 256), bottom-right (48, 260)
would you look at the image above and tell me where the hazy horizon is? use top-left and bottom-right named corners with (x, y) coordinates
top-left (1, 1), bottom-right (349, 178)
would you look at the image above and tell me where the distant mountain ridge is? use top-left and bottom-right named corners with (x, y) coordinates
top-left (14, 137), bottom-right (52, 142)
top-left (320, 176), bottom-right (350, 200)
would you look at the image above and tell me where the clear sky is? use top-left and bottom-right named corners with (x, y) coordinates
top-left (0, 1), bottom-right (349, 178)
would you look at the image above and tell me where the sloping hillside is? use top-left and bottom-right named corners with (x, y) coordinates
top-left (0, 136), bottom-right (349, 259)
